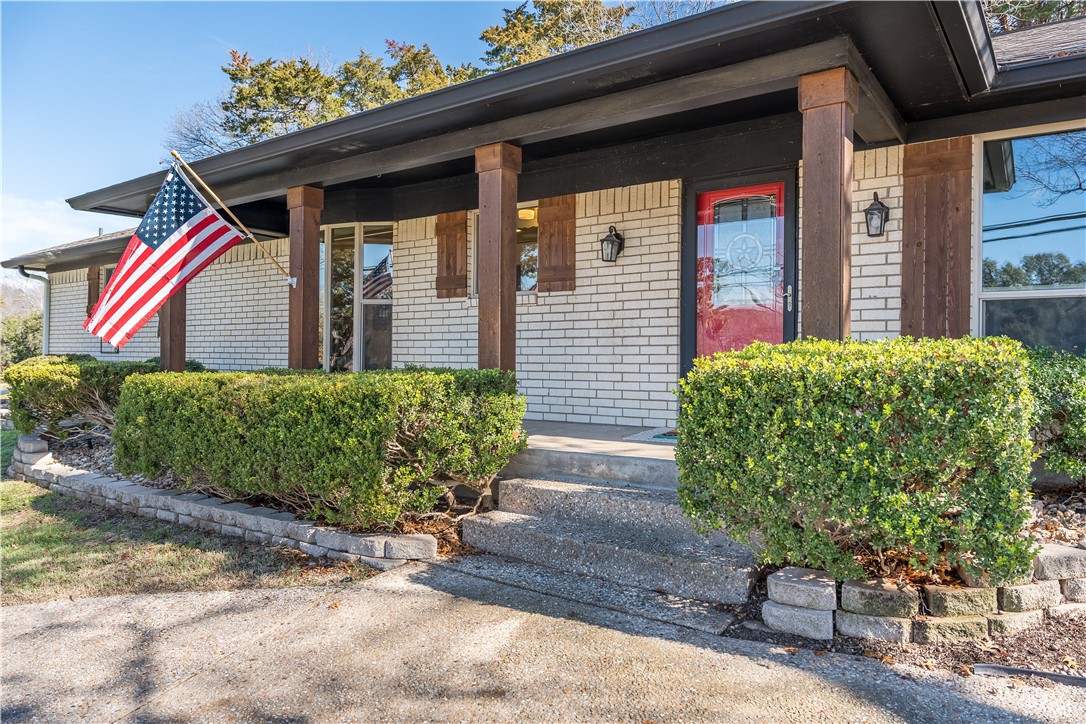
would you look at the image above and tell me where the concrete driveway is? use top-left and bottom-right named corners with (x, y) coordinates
top-left (3, 558), bottom-right (1082, 723)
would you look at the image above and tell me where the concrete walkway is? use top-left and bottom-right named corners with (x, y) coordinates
top-left (3, 560), bottom-right (1082, 723)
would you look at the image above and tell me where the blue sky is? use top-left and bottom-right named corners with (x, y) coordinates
top-left (1, 1), bottom-right (503, 261)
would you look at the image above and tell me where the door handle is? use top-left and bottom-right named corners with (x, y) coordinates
top-left (781, 284), bottom-right (793, 312)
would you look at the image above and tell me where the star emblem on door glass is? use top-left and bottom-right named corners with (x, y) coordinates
top-left (726, 233), bottom-right (763, 270)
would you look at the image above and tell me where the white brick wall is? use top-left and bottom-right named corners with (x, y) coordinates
top-left (394, 181), bottom-right (682, 427)
top-left (47, 239), bottom-right (290, 370)
top-left (48, 269), bottom-right (159, 361)
top-left (850, 146), bottom-right (904, 340)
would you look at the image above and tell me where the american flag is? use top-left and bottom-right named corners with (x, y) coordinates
top-left (84, 164), bottom-right (244, 349)
top-left (361, 253), bottom-right (393, 299)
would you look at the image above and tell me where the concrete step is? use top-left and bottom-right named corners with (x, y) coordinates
top-left (440, 554), bottom-right (736, 634)
top-left (462, 510), bottom-right (756, 604)
top-left (498, 477), bottom-right (707, 537)
top-left (500, 446), bottom-right (678, 488)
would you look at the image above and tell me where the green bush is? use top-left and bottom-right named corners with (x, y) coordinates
top-left (113, 368), bottom-right (527, 529)
top-left (676, 336), bottom-right (1036, 583)
top-left (1028, 347), bottom-right (1086, 481)
top-left (4, 355), bottom-right (159, 435)
top-left (1, 311), bottom-right (42, 368)
top-left (143, 357), bottom-right (209, 372)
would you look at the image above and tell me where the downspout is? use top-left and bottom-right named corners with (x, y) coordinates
top-left (17, 266), bottom-right (49, 355)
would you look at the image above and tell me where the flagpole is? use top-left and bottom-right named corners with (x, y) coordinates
top-left (170, 150), bottom-right (296, 287)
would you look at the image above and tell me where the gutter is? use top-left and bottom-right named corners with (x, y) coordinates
top-left (17, 266), bottom-right (49, 355)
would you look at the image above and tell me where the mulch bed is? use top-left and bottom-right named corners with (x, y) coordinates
top-left (717, 573), bottom-right (1086, 683)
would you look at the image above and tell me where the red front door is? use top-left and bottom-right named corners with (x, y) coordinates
top-left (696, 182), bottom-right (786, 355)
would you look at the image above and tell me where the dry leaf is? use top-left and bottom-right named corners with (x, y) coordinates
top-left (956, 664), bottom-right (972, 677)
top-left (814, 650), bottom-right (828, 657)
top-left (784, 647), bottom-right (799, 654)
top-left (920, 659), bottom-right (936, 670)
top-left (328, 600), bottom-right (341, 610)
top-left (1063, 656), bottom-right (1079, 670)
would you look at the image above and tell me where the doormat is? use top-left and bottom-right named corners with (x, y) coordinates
top-left (624, 427), bottom-right (678, 445)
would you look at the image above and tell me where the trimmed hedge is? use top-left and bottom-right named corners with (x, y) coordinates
top-left (1028, 347), bottom-right (1086, 481)
top-left (113, 368), bottom-right (527, 529)
top-left (4, 355), bottom-right (159, 434)
top-left (676, 337), bottom-right (1037, 583)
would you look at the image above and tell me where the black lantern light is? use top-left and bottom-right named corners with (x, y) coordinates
top-left (864, 192), bottom-right (890, 237)
top-left (600, 225), bottom-right (625, 262)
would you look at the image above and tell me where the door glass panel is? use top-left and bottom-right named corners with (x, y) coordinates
top-left (361, 225), bottom-right (393, 300)
top-left (362, 303), bottom-right (393, 369)
top-left (696, 183), bottom-right (785, 356)
top-left (329, 227), bottom-right (355, 372)
top-left (360, 223), bottom-right (393, 370)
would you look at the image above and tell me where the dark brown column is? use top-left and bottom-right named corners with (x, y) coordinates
top-left (475, 142), bottom-right (521, 371)
top-left (798, 67), bottom-right (858, 340)
top-left (287, 185), bottom-right (324, 369)
top-left (159, 286), bottom-right (186, 372)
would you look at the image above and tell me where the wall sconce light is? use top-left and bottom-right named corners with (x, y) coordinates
top-left (600, 226), bottom-right (625, 262)
top-left (864, 192), bottom-right (890, 237)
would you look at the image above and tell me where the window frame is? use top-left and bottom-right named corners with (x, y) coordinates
top-left (970, 119), bottom-right (1086, 338)
top-left (321, 221), bottom-right (395, 372)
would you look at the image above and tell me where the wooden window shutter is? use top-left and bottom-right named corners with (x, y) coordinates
top-left (537, 194), bottom-right (577, 292)
top-left (435, 210), bottom-right (468, 298)
top-left (900, 137), bottom-right (973, 338)
top-left (86, 266), bottom-right (101, 315)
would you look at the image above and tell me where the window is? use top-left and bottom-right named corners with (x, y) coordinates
top-left (979, 127), bottom-right (1086, 353)
top-left (321, 223), bottom-right (394, 372)
top-left (473, 204), bottom-right (539, 294)
top-left (99, 266), bottom-right (119, 354)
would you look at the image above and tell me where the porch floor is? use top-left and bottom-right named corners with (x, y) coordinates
top-left (522, 420), bottom-right (675, 461)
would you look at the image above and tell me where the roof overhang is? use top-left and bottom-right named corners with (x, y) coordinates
top-left (5, 1), bottom-right (1084, 272)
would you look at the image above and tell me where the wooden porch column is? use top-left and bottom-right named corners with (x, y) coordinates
top-left (798, 67), bottom-right (858, 340)
top-left (159, 286), bottom-right (186, 372)
top-left (475, 142), bottom-right (521, 371)
top-left (287, 185), bottom-right (324, 369)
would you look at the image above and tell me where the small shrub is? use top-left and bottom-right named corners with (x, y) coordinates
top-left (1027, 347), bottom-right (1086, 481)
top-left (114, 368), bottom-right (527, 529)
top-left (1, 311), bottom-right (42, 368)
top-left (4, 355), bottom-right (158, 435)
top-left (143, 357), bottom-right (209, 372)
top-left (676, 336), bottom-right (1036, 584)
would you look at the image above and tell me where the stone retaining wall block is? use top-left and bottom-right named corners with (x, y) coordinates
top-left (840, 579), bottom-right (919, 618)
top-left (997, 580), bottom-right (1063, 612)
top-left (761, 600), bottom-right (834, 640)
top-left (364, 557), bottom-right (408, 572)
top-left (1047, 603), bottom-right (1086, 620)
top-left (913, 616), bottom-right (989, 643)
top-left (244, 530), bottom-right (272, 544)
top-left (835, 611), bottom-right (912, 643)
top-left (206, 502), bottom-right (254, 525)
top-left (314, 528), bottom-right (385, 558)
top-left (767, 567), bottom-right (836, 610)
top-left (17, 436), bottom-right (48, 453)
top-left (298, 542), bottom-right (329, 558)
top-left (1062, 578), bottom-right (1086, 603)
top-left (923, 585), bottom-right (997, 617)
top-left (220, 524), bottom-right (245, 538)
top-left (1034, 545), bottom-right (1086, 581)
top-left (986, 610), bottom-right (1044, 636)
top-left (384, 534), bottom-right (438, 560)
